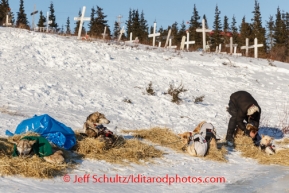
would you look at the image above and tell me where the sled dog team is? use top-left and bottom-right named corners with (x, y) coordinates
top-left (12, 90), bottom-right (283, 163)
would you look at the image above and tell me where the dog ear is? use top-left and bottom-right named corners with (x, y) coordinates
top-left (29, 140), bottom-right (37, 146)
top-left (270, 137), bottom-right (274, 140)
top-left (261, 134), bottom-right (264, 138)
top-left (10, 138), bottom-right (20, 145)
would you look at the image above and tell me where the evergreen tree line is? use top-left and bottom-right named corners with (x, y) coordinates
top-left (3, 0), bottom-right (289, 62)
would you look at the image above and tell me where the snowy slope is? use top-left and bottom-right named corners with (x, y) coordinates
top-left (0, 27), bottom-right (289, 192)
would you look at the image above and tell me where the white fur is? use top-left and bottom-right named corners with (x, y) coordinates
top-left (247, 105), bottom-right (259, 115)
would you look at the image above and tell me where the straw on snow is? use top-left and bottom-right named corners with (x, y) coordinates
top-left (123, 127), bottom-right (227, 162)
top-left (0, 136), bottom-right (75, 179)
top-left (74, 132), bottom-right (163, 165)
top-left (235, 134), bottom-right (289, 166)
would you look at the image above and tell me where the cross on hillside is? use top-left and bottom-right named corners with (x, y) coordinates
top-left (102, 26), bottom-right (107, 40)
top-left (225, 37), bottom-right (238, 54)
top-left (74, 6), bottom-right (90, 39)
top-left (3, 15), bottom-right (11, 27)
top-left (185, 32), bottom-right (195, 50)
top-left (240, 38), bottom-right (250, 56)
top-left (196, 19), bottom-right (212, 51)
top-left (46, 11), bottom-right (52, 32)
top-left (251, 38), bottom-right (263, 58)
top-left (241, 38), bottom-right (263, 58)
top-left (117, 26), bottom-right (125, 41)
top-left (148, 23), bottom-right (160, 47)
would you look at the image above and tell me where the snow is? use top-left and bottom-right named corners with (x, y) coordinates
top-left (0, 27), bottom-right (289, 192)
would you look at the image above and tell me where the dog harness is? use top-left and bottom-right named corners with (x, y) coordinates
top-left (94, 124), bottom-right (113, 137)
top-left (199, 123), bottom-right (217, 144)
top-left (188, 133), bottom-right (208, 157)
top-left (260, 143), bottom-right (275, 153)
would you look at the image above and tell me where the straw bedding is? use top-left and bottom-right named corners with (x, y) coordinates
top-left (123, 127), bottom-right (227, 162)
top-left (235, 134), bottom-right (289, 166)
top-left (0, 133), bottom-right (75, 179)
top-left (74, 132), bottom-right (163, 164)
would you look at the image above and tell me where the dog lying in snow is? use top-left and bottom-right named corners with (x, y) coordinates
top-left (11, 136), bottom-right (64, 164)
top-left (178, 121), bottom-right (218, 156)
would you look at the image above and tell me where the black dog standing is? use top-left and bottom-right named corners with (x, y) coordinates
top-left (226, 91), bottom-right (261, 146)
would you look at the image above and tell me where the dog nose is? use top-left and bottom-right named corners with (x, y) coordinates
top-left (108, 120), bottom-right (110, 124)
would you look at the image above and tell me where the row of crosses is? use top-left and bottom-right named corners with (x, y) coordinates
top-left (35, 6), bottom-right (262, 59)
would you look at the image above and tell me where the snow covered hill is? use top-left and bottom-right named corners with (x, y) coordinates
top-left (0, 27), bottom-right (289, 192)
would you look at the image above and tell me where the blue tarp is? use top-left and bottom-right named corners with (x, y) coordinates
top-left (6, 114), bottom-right (76, 150)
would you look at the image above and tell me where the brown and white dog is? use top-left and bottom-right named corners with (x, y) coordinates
top-left (12, 138), bottom-right (64, 164)
top-left (178, 121), bottom-right (218, 156)
top-left (259, 134), bottom-right (276, 155)
top-left (83, 112), bottom-right (111, 138)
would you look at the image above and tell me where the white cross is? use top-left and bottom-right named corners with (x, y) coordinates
top-left (168, 39), bottom-right (177, 49)
top-left (196, 19), bottom-right (212, 51)
top-left (185, 32), bottom-right (195, 50)
top-left (46, 11), bottom-right (52, 32)
top-left (250, 38), bottom-right (263, 58)
top-left (117, 26), bottom-right (125, 41)
top-left (148, 23), bottom-right (160, 47)
top-left (74, 6), bottom-right (90, 39)
top-left (102, 26), bottom-right (107, 40)
top-left (158, 42), bottom-right (161, 47)
top-left (240, 38), bottom-right (250, 57)
top-left (164, 29), bottom-right (172, 48)
top-left (225, 37), bottom-right (238, 54)
top-left (125, 32), bottom-right (133, 44)
top-left (180, 36), bottom-right (186, 50)
top-left (205, 41), bottom-right (211, 52)
top-left (3, 15), bottom-right (11, 27)
top-left (216, 44), bottom-right (222, 53)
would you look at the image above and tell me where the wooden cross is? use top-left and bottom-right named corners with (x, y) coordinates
top-left (125, 32), bottom-right (138, 44)
top-left (250, 38), bottom-right (263, 58)
top-left (196, 19), bottom-right (212, 51)
top-left (30, 5), bottom-right (38, 30)
top-left (46, 11), bottom-right (52, 32)
top-left (225, 37), bottom-right (238, 54)
top-left (74, 6), bottom-right (90, 39)
top-left (3, 15), bottom-right (11, 27)
top-left (168, 38), bottom-right (177, 49)
top-left (148, 23), bottom-right (160, 47)
top-left (102, 26), bottom-right (107, 40)
top-left (240, 38), bottom-right (250, 56)
top-left (180, 36), bottom-right (186, 50)
top-left (117, 26), bottom-right (125, 41)
top-left (125, 32), bottom-right (133, 44)
top-left (185, 32), bottom-right (195, 50)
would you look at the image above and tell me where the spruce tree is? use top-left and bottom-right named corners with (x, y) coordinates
top-left (93, 6), bottom-right (108, 37)
top-left (16, 0), bottom-right (28, 27)
top-left (178, 20), bottom-right (187, 42)
top-left (88, 6), bottom-right (95, 36)
top-left (266, 15), bottom-right (274, 50)
top-left (126, 9), bottom-right (132, 38)
top-left (273, 7), bottom-right (287, 47)
top-left (113, 21), bottom-right (120, 39)
top-left (212, 5), bottom-right (222, 49)
top-left (189, 4), bottom-right (201, 49)
top-left (239, 16), bottom-right (253, 55)
top-left (223, 15), bottom-right (230, 45)
top-left (37, 10), bottom-right (46, 27)
top-left (131, 9), bottom-right (141, 40)
top-left (231, 15), bottom-right (239, 45)
top-left (139, 10), bottom-right (148, 43)
top-left (48, 1), bottom-right (58, 30)
top-left (65, 17), bottom-right (71, 34)
top-left (171, 21), bottom-right (179, 46)
top-left (251, 0), bottom-right (266, 56)
top-left (74, 9), bottom-right (81, 35)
